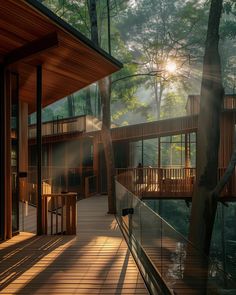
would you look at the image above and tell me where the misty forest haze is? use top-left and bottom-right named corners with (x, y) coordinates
top-left (33, 0), bottom-right (236, 126)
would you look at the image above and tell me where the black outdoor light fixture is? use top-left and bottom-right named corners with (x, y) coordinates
top-left (122, 208), bottom-right (134, 216)
top-left (19, 171), bottom-right (27, 178)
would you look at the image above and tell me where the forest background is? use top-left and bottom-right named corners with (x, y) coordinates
top-left (34, 0), bottom-right (236, 126)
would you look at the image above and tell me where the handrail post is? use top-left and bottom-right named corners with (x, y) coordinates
top-left (36, 64), bottom-right (43, 235)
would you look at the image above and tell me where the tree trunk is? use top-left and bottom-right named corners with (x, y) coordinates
top-left (212, 147), bottom-right (236, 199)
top-left (67, 94), bottom-right (75, 117)
top-left (88, 0), bottom-right (116, 213)
top-left (88, 0), bottom-right (99, 45)
top-left (99, 77), bottom-right (116, 213)
top-left (154, 81), bottom-right (163, 120)
top-left (189, 0), bottom-right (224, 255)
top-left (85, 87), bottom-right (93, 115)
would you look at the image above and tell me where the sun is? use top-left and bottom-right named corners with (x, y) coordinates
top-left (165, 61), bottom-right (177, 73)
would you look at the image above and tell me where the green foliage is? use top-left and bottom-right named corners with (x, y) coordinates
top-left (221, 20), bottom-right (236, 39)
top-left (42, 0), bottom-right (90, 37)
top-left (160, 92), bottom-right (186, 119)
top-left (40, 0), bottom-right (236, 123)
top-left (117, 0), bottom-right (208, 119)
top-left (41, 0), bottom-right (142, 124)
top-left (223, 0), bottom-right (236, 15)
top-left (145, 199), bottom-right (191, 236)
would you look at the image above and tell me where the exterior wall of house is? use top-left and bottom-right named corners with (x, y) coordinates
top-left (27, 95), bottom-right (236, 200)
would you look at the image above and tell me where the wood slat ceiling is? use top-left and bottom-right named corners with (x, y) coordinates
top-left (0, 0), bottom-right (122, 112)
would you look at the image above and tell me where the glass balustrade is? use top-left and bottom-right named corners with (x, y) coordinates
top-left (116, 180), bottom-right (236, 294)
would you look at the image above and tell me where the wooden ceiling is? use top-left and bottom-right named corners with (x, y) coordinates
top-left (0, 0), bottom-right (122, 113)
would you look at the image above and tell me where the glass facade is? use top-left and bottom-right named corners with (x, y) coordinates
top-left (129, 133), bottom-right (196, 168)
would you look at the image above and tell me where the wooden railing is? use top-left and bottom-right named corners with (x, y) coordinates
top-left (117, 167), bottom-right (236, 199)
top-left (218, 167), bottom-right (236, 198)
top-left (116, 167), bottom-right (196, 197)
top-left (28, 166), bottom-right (94, 200)
top-left (187, 95), bottom-right (236, 116)
top-left (95, 115), bottom-right (198, 143)
top-left (42, 193), bottom-right (77, 235)
top-left (223, 95), bottom-right (236, 110)
top-left (28, 115), bottom-right (86, 138)
top-left (28, 115), bottom-right (107, 139)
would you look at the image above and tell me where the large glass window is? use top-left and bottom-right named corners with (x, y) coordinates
top-left (129, 133), bottom-right (196, 168)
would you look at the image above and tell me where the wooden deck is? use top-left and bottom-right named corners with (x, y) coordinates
top-left (116, 168), bottom-right (195, 200)
top-left (141, 236), bottom-right (232, 294)
top-left (0, 196), bottom-right (148, 294)
top-left (116, 167), bottom-right (236, 201)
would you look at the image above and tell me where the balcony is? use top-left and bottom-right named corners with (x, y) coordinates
top-left (28, 115), bottom-right (104, 139)
top-left (116, 167), bottom-right (236, 200)
top-left (186, 94), bottom-right (236, 116)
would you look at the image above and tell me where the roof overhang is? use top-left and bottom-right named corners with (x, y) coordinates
top-left (1, 0), bottom-right (122, 112)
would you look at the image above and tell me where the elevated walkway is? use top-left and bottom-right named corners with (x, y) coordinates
top-left (116, 167), bottom-right (236, 201)
top-left (0, 196), bottom-right (148, 295)
top-left (28, 114), bottom-right (198, 144)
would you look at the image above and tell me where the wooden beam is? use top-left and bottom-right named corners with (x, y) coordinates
top-left (19, 101), bottom-right (29, 202)
top-left (0, 67), bottom-right (12, 240)
top-left (0, 65), bottom-right (5, 240)
top-left (37, 65), bottom-right (43, 235)
top-left (5, 71), bottom-right (12, 239)
top-left (4, 32), bottom-right (59, 66)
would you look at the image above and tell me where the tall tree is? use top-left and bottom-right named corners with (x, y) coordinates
top-left (118, 0), bottom-right (207, 119)
top-left (67, 94), bottom-right (75, 117)
top-left (88, 0), bottom-right (116, 213)
top-left (42, 0), bottom-right (140, 125)
top-left (189, 0), bottom-right (224, 255)
top-left (85, 88), bottom-right (93, 115)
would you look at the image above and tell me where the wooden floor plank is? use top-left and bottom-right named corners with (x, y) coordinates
top-left (0, 196), bottom-right (149, 295)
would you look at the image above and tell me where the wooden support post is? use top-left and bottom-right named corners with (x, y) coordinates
top-left (157, 137), bottom-right (161, 192)
top-left (5, 71), bottom-right (12, 239)
top-left (158, 137), bottom-right (161, 168)
top-left (19, 101), bottom-right (28, 202)
top-left (0, 70), bottom-right (13, 239)
top-left (48, 144), bottom-right (52, 190)
top-left (0, 67), bottom-right (11, 239)
top-left (185, 133), bottom-right (191, 168)
top-left (37, 65), bottom-right (43, 235)
top-left (79, 140), bottom-right (83, 194)
top-left (0, 65), bottom-right (5, 240)
top-left (93, 136), bottom-right (99, 192)
top-left (141, 133), bottom-right (144, 167)
top-left (64, 142), bottom-right (68, 192)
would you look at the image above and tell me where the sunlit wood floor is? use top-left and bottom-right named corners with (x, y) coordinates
top-left (0, 196), bottom-right (148, 294)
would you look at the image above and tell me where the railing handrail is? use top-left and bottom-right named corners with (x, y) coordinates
top-left (115, 180), bottom-right (235, 292)
top-left (116, 166), bottom-right (196, 170)
top-left (28, 115), bottom-right (88, 138)
top-left (28, 114), bottom-right (88, 127)
top-left (116, 180), bottom-right (197, 249)
top-left (116, 167), bottom-right (196, 197)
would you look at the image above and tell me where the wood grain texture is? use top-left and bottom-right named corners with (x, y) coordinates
top-left (28, 115), bottom-right (198, 144)
top-left (0, 196), bottom-right (148, 294)
top-left (0, 0), bottom-right (121, 113)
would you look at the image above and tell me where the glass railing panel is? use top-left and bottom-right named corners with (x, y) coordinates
top-left (116, 180), bottom-right (236, 294)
